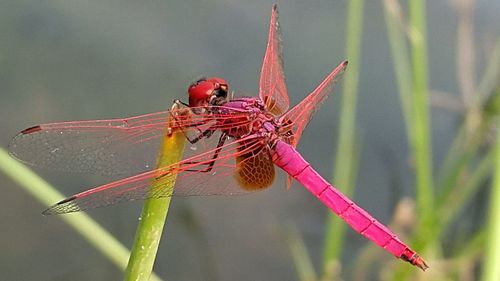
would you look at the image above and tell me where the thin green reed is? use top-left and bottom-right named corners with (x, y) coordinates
top-left (125, 128), bottom-right (185, 281)
top-left (407, 0), bottom-right (434, 245)
top-left (383, 0), bottom-right (500, 279)
top-left (384, 0), bottom-right (435, 272)
top-left (383, 0), bottom-right (434, 280)
top-left (287, 223), bottom-right (318, 281)
top-left (322, 0), bottom-right (364, 274)
top-left (383, 0), bottom-right (433, 279)
top-left (481, 105), bottom-right (500, 281)
top-left (383, 0), bottom-right (413, 141)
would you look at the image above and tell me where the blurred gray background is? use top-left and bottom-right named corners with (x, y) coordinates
top-left (1, 0), bottom-right (499, 280)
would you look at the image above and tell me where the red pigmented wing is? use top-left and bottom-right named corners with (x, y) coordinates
top-left (43, 135), bottom-right (268, 214)
top-left (259, 4), bottom-right (289, 115)
top-left (8, 106), bottom-right (253, 176)
top-left (9, 111), bottom-right (169, 175)
top-left (281, 61), bottom-right (348, 147)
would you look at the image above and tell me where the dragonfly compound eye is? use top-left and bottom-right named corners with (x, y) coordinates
top-left (188, 77), bottom-right (229, 107)
top-left (207, 77), bottom-right (229, 106)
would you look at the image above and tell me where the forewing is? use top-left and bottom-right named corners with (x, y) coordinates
top-left (259, 4), bottom-right (289, 115)
top-left (280, 61), bottom-right (348, 147)
top-left (43, 135), bottom-right (267, 214)
top-left (9, 106), bottom-right (253, 175)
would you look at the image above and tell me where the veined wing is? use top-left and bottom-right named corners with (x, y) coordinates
top-left (43, 134), bottom-right (270, 214)
top-left (280, 61), bottom-right (348, 147)
top-left (259, 4), bottom-right (289, 115)
top-left (9, 106), bottom-right (254, 175)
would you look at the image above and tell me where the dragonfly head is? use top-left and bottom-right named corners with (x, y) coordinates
top-left (188, 77), bottom-right (229, 108)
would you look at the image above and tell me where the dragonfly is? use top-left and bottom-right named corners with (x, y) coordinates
top-left (9, 4), bottom-right (428, 270)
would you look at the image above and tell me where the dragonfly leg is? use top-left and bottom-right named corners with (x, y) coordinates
top-left (169, 101), bottom-right (219, 143)
top-left (186, 128), bottom-right (215, 144)
top-left (183, 132), bottom-right (227, 172)
top-left (168, 106), bottom-right (207, 139)
top-left (173, 99), bottom-right (189, 107)
top-left (154, 132), bottom-right (227, 181)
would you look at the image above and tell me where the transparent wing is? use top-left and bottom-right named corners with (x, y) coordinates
top-left (280, 61), bottom-right (348, 147)
top-left (9, 106), bottom-right (254, 175)
top-left (259, 4), bottom-right (289, 115)
top-left (43, 135), bottom-right (269, 214)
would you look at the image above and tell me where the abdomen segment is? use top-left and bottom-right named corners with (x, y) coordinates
top-left (272, 140), bottom-right (428, 270)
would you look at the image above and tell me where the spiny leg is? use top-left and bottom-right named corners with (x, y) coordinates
top-left (154, 132), bottom-right (228, 182)
top-left (183, 132), bottom-right (228, 173)
top-left (186, 128), bottom-right (215, 144)
top-left (169, 100), bottom-right (213, 142)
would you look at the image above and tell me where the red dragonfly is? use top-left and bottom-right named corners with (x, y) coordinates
top-left (9, 5), bottom-right (428, 270)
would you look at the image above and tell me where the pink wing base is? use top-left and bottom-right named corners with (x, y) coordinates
top-left (272, 140), bottom-right (428, 270)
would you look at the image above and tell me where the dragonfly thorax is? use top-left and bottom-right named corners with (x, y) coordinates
top-left (220, 97), bottom-right (276, 139)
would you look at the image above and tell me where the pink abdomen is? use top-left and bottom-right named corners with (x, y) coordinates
top-left (271, 140), bottom-right (428, 270)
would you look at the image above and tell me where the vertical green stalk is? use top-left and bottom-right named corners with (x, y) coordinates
top-left (383, 0), bottom-right (433, 233)
top-left (124, 129), bottom-right (185, 281)
top-left (389, 2), bottom-right (433, 279)
top-left (408, 0), bottom-right (434, 246)
top-left (322, 0), bottom-right (364, 273)
top-left (481, 120), bottom-right (500, 281)
top-left (440, 148), bottom-right (495, 228)
top-left (287, 223), bottom-right (318, 281)
top-left (383, 0), bottom-right (413, 141)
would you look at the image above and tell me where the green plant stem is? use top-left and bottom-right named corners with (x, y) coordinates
top-left (322, 0), bottom-right (364, 273)
top-left (383, 0), bottom-right (413, 141)
top-left (408, 0), bottom-right (434, 248)
top-left (124, 131), bottom-right (185, 281)
top-left (384, 0), bottom-right (433, 279)
top-left (481, 119), bottom-right (500, 281)
top-left (455, 227), bottom-right (486, 258)
top-left (476, 38), bottom-right (500, 102)
top-left (440, 148), bottom-right (494, 227)
top-left (287, 223), bottom-right (317, 281)
top-left (437, 138), bottom-right (476, 206)
top-left (0, 148), bottom-right (162, 281)
top-left (437, 111), bottom-right (495, 208)
top-left (434, 85), bottom-right (500, 244)
top-left (421, 146), bottom-right (493, 259)
top-left (437, 125), bottom-right (467, 200)
top-left (439, 38), bottom-right (500, 202)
